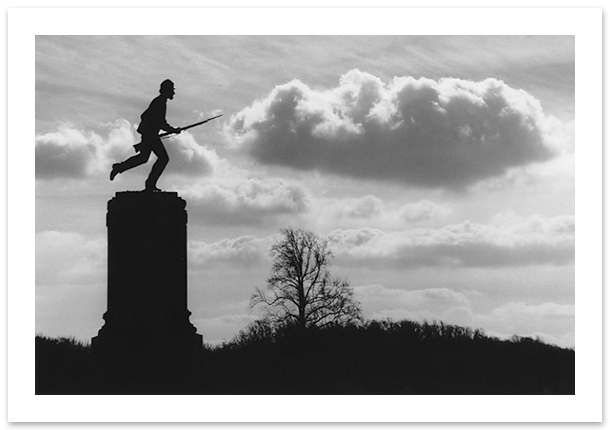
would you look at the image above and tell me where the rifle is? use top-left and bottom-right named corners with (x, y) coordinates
top-left (133, 114), bottom-right (223, 152)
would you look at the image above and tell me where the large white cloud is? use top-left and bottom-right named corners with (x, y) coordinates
top-left (327, 215), bottom-right (574, 268)
top-left (35, 120), bottom-right (214, 179)
top-left (227, 69), bottom-right (565, 190)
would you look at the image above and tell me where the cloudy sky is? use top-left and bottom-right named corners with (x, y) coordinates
top-left (35, 34), bottom-right (575, 347)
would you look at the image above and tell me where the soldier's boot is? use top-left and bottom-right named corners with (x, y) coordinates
top-left (110, 163), bottom-right (122, 181)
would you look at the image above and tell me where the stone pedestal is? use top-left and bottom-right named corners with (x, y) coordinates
top-left (92, 191), bottom-right (202, 381)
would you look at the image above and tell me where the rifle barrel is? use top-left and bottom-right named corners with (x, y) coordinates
top-left (159, 114), bottom-right (223, 137)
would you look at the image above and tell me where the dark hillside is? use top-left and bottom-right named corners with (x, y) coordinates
top-left (35, 320), bottom-right (575, 395)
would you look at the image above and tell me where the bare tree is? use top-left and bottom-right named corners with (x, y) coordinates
top-left (251, 228), bottom-right (362, 330)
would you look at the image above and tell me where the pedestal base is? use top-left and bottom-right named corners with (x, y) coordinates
top-left (91, 308), bottom-right (203, 363)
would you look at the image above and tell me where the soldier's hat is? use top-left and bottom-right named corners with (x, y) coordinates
top-left (160, 79), bottom-right (175, 92)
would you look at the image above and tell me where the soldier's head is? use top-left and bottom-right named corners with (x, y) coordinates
top-left (160, 79), bottom-right (176, 100)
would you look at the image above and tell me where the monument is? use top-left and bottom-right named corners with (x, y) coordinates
top-left (92, 191), bottom-right (203, 390)
top-left (91, 80), bottom-right (220, 392)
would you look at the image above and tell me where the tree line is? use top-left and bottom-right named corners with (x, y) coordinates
top-left (36, 319), bottom-right (574, 394)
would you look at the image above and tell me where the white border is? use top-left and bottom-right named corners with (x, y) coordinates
top-left (8, 7), bottom-right (602, 423)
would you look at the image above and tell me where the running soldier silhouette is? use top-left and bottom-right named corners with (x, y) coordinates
top-left (110, 79), bottom-right (181, 192)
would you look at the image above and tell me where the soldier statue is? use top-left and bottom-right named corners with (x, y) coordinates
top-left (110, 79), bottom-right (181, 192)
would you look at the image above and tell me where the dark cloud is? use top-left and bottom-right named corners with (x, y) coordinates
top-left (228, 69), bottom-right (563, 190)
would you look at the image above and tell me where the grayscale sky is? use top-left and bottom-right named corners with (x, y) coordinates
top-left (35, 35), bottom-right (575, 347)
